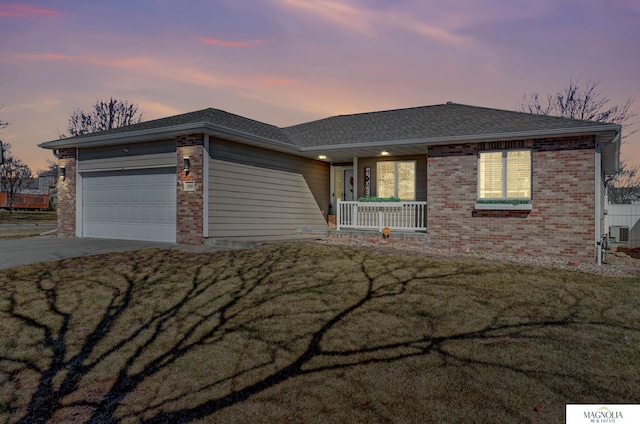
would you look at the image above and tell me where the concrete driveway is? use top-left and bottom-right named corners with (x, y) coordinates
top-left (0, 238), bottom-right (226, 270)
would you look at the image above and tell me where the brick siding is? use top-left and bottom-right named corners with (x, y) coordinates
top-left (56, 148), bottom-right (77, 238)
top-left (176, 134), bottom-right (204, 244)
top-left (427, 136), bottom-right (597, 261)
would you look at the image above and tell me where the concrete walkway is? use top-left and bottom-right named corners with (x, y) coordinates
top-left (0, 238), bottom-right (227, 270)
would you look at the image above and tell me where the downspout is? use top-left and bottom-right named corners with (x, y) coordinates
top-left (595, 131), bottom-right (621, 265)
top-left (203, 134), bottom-right (210, 238)
top-left (75, 147), bottom-right (82, 238)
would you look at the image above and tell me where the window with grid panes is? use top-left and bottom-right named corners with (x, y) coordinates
top-left (478, 150), bottom-right (531, 200)
top-left (377, 161), bottom-right (416, 200)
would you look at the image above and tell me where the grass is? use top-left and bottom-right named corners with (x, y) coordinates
top-left (0, 210), bottom-right (57, 224)
top-left (0, 228), bottom-right (55, 240)
top-left (0, 211), bottom-right (56, 239)
top-left (0, 242), bottom-right (638, 423)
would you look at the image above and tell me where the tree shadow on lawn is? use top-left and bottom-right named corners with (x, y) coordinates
top-left (0, 243), bottom-right (639, 423)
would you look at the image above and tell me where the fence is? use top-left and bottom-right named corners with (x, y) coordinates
top-left (337, 200), bottom-right (427, 231)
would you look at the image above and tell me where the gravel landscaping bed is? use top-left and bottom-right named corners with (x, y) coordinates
top-left (319, 236), bottom-right (640, 277)
top-left (28, 232), bottom-right (640, 277)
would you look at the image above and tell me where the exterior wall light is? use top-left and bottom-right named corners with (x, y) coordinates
top-left (318, 155), bottom-right (327, 160)
top-left (59, 166), bottom-right (66, 181)
top-left (183, 156), bottom-right (190, 175)
top-left (381, 150), bottom-right (390, 156)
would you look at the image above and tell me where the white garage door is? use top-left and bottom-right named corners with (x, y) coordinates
top-left (82, 168), bottom-right (177, 242)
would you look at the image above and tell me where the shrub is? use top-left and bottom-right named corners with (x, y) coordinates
top-left (476, 199), bottom-right (530, 205)
top-left (357, 197), bottom-right (402, 202)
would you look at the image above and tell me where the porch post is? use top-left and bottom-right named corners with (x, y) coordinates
top-left (330, 164), bottom-right (336, 215)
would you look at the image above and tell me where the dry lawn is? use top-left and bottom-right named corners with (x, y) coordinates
top-left (0, 242), bottom-right (639, 423)
top-left (0, 228), bottom-right (54, 240)
top-left (0, 211), bottom-right (56, 239)
top-left (0, 211), bottom-right (56, 224)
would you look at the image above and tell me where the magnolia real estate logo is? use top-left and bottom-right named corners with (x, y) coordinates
top-left (566, 405), bottom-right (640, 423)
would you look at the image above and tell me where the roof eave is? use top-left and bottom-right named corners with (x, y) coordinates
top-left (38, 122), bottom-right (300, 153)
top-left (300, 124), bottom-right (621, 153)
top-left (598, 131), bottom-right (622, 176)
top-left (38, 122), bottom-right (207, 149)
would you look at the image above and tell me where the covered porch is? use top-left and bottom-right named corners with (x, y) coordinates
top-left (329, 155), bottom-right (428, 233)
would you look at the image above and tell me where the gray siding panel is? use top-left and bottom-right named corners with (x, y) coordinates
top-left (209, 138), bottom-right (330, 211)
top-left (209, 158), bottom-right (327, 238)
top-left (78, 140), bottom-right (176, 171)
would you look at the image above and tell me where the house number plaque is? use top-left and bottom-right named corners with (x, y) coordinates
top-left (364, 167), bottom-right (371, 197)
top-left (183, 181), bottom-right (195, 192)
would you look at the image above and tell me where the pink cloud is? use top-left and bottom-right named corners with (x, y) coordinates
top-left (200, 38), bottom-right (266, 47)
top-left (276, 0), bottom-right (374, 36)
top-left (0, 3), bottom-right (60, 18)
top-left (261, 77), bottom-right (295, 86)
top-left (9, 53), bottom-right (154, 71)
top-left (274, 0), bottom-right (469, 47)
top-left (15, 52), bottom-right (71, 60)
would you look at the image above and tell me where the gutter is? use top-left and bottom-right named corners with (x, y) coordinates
top-left (595, 130), bottom-right (621, 266)
top-left (39, 119), bottom-right (620, 155)
top-left (299, 124), bottom-right (622, 153)
top-left (38, 122), bottom-right (300, 153)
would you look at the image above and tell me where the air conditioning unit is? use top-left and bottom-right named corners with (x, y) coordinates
top-left (609, 226), bottom-right (630, 244)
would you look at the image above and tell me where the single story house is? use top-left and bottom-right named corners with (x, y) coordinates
top-left (39, 102), bottom-right (621, 263)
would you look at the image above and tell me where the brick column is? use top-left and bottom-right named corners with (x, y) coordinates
top-left (176, 134), bottom-right (204, 244)
top-left (57, 148), bottom-right (77, 238)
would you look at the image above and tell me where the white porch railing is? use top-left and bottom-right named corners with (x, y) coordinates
top-left (337, 200), bottom-right (427, 231)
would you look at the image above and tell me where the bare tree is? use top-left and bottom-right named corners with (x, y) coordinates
top-left (0, 103), bottom-right (8, 132)
top-left (37, 159), bottom-right (58, 180)
top-left (0, 142), bottom-right (33, 213)
top-left (521, 78), bottom-right (639, 203)
top-left (520, 78), bottom-right (637, 138)
top-left (607, 161), bottom-right (640, 204)
top-left (1, 103), bottom-right (8, 164)
top-left (61, 97), bottom-right (143, 138)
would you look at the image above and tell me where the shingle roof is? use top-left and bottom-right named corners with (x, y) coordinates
top-left (49, 107), bottom-right (295, 146)
top-left (40, 102), bottom-right (618, 150)
top-left (284, 103), bottom-right (612, 147)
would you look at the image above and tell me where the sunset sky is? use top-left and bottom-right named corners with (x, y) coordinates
top-left (1, 0), bottom-right (639, 173)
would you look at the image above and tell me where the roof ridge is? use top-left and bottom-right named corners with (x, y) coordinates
top-left (285, 102), bottom-right (614, 129)
top-left (443, 102), bottom-right (614, 125)
top-left (284, 104), bottom-right (449, 129)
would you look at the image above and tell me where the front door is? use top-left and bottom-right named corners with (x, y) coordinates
top-left (332, 166), bottom-right (354, 215)
top-left (343, 169), bottom-right (354, 201)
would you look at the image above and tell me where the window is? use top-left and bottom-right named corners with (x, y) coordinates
top-left (377, 161), bottom-right (416, 200)
top-left (478, 150), bottom-right (531, 200)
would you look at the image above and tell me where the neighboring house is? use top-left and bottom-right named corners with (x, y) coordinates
top-left (18, 177), bottom-right (41, 195)
top-left (605, 203), bottom-right (640, 248)
top-left (39, 102), bottom-right (621, 263)
top-left (38, 173), bottom-right (57, 195)
top-left (607, 186), bottom-right (640, 204)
